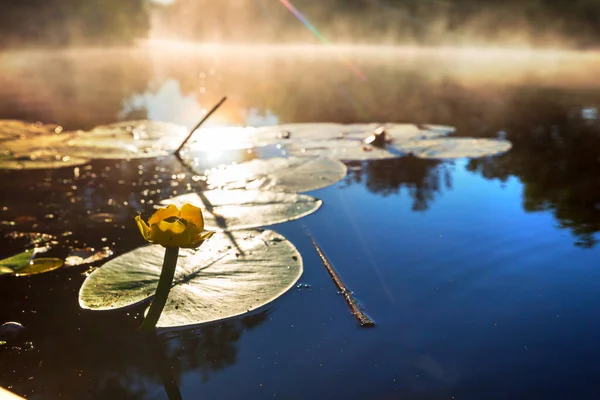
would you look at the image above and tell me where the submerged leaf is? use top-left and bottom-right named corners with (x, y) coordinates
top-left (204, 156), bottom-right (347, 193)
top-left (161, 190), bottom-right (322, 231)
top-left (79, 229), bottom-right (303, 328)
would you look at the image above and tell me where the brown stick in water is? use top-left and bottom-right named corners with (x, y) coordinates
top-left (310, 236), bottom-right (375, 327)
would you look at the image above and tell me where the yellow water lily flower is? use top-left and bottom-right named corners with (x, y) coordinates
top-left (135, 204), bottom-right (214, 248)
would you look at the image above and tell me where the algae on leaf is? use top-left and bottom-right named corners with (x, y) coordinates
top-left (79, 229), bottom-right (303, 328)
top-left (161, 190), bottom-right (322, 231)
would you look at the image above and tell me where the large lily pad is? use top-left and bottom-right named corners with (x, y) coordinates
top-left (0, 120), bottom-right (61, 141)
top-left (185, 123), bottom-right (454, 161)
top-left (0, 249), bottom-right (64, 276)
top-left (0, 120), bottom-right (188, 169)
top-left (0, 151), bottom-right (90, 170)
top-left (399, 138), bottom-right (513, 159)
top-left (204, 156), bottom-right (347, 193)
top-left (262, 123), bottom-right (454, 161)
top-left (78, 229), bottom-right (302, 328)
top-left (160, 190), bottom-right (322, 231)
top-left (66, 120), bottom-right (188, 159)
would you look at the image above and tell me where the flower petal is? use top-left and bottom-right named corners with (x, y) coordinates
top-left (181, 230), bottom-right (215, 248)
top-left (178, 203), bottom-right (204, 230)
top-left (149, 219), bottom-right (189, 247)
top-left (148, 204), bottom-right (179, 225)
top-left (135, 215), bottom-right (151, 241)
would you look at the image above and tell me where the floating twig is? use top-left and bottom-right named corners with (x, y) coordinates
top-left (309, 235), bottom-right (375, 327)
top-left (174, 96), bottom-right (227, 155)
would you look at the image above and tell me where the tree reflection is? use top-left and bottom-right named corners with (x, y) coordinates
top-left (467, 91), bottom-right (600, 248)
top-left (0, 283), bottom-right (270, 399)
top-left (344, 156), bottom-right (452, 211)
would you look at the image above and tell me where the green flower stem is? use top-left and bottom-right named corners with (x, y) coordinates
top-left (140, 246), bottom-right (180, 332)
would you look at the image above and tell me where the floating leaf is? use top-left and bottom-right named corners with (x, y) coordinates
top-left (160, 190), bottom-right (322, 231)
top-left (0, 249), bottom-right (63, 276)
top-left (398, 138), bottom-right (513, 159)
top-left (0, 120), bottom-right (61, 141)
top-left (0, 151), bottom-right (89, 170)
top-left (66, 120), bottom-right (187, 159)
top-left (281, 124), bottom-right (454, 161)
top-left (0, 120), bottom-right (187, 168)
top-left (65, 248), bottom-right (113, 267)
top-left (15, 258), bottom-right (63, 276)
top-left (185, 123), bottom-right (453, 160)
top-left (204, 156), bottom-right (347, 193)
top-left (79, 229), bottom-right (303, 328)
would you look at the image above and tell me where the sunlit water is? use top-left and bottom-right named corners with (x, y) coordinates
top-left (1, 44), bottom-right (600, 399)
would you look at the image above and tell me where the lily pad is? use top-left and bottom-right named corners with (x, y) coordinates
top-left (0, 120), bottom-right (61, 141)
top-left (0, 151), bottom-right (89, 170)
top-left (185, 123), bottom-right (454, 160)
top-left (78, 229), bottom-right (302, 328)
top-left (66, 120), bottom-right (187, 159)
top-left (279, 124), bottom-right (454, 161)
top-left (0, 120), bottom-right (188, 168)
top-left (65, 248), bottom-right (113, 267)
top-left (160, 190), bottom-right (322, 231)
top-left (0, 249), bottom-right (64, 276)
top-left (204, 156), bottom-right (347, 193)
top-left (399, 138), bottom-right (513, 159)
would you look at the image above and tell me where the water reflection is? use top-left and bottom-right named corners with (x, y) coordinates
top-left (466, 119), bottom-right (600, 248)
top-left (343, 156), bottom-right (452, 211)
top-left (0, 284), bottom-right (269, 399)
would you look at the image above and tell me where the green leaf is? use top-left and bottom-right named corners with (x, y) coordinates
top-left (160, 190), bottom-right (322, 231)
top-left (78, 229), bottom-right (303, 329)
top-left (0, 249), bottom-right (34, 270)
top-left (0, 249), bottom-right (64, 276)
top-left (204, 156), bottom-right (347, 193)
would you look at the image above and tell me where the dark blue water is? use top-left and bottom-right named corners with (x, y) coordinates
top-left (1, 45), bottom-right (600, 399)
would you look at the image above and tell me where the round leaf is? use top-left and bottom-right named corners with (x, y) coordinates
top-left (399, 138), bottom-right (513, 159)
top-left (160, 190), bottom-right (322, 231)
top-left (0, 249), bottom-right (63, 276)
top-left (0, 152), bottom-right (90, 170)
top-left (66, 120), bottom-right (187, 159)
top-left (204, 156), bottom-right (347, 193)
top-left (78, 229), bottom-right (303, 328)
top-left (185, 123), bottom-right (454, 162)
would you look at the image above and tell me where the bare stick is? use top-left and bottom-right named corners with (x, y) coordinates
top-left (309, 235), bottom-right (375, 327)
top-left (174, 96), bottom-right (227, 155)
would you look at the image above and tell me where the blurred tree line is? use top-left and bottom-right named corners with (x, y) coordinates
top-left (151, 0), bottom-right (600, 47)
top-left (1, 0), bottom-right (598, 48)
top-left (0, 0), bottom-right (150, 48)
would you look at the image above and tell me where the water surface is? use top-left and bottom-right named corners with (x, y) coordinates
top-left (1, 44), bottom-right (600, 399)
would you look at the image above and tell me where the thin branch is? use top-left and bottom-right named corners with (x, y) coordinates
top-left (309, 235), bottom-right (375, 327)
top-left (174, 96), bottom-right (227, 155)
